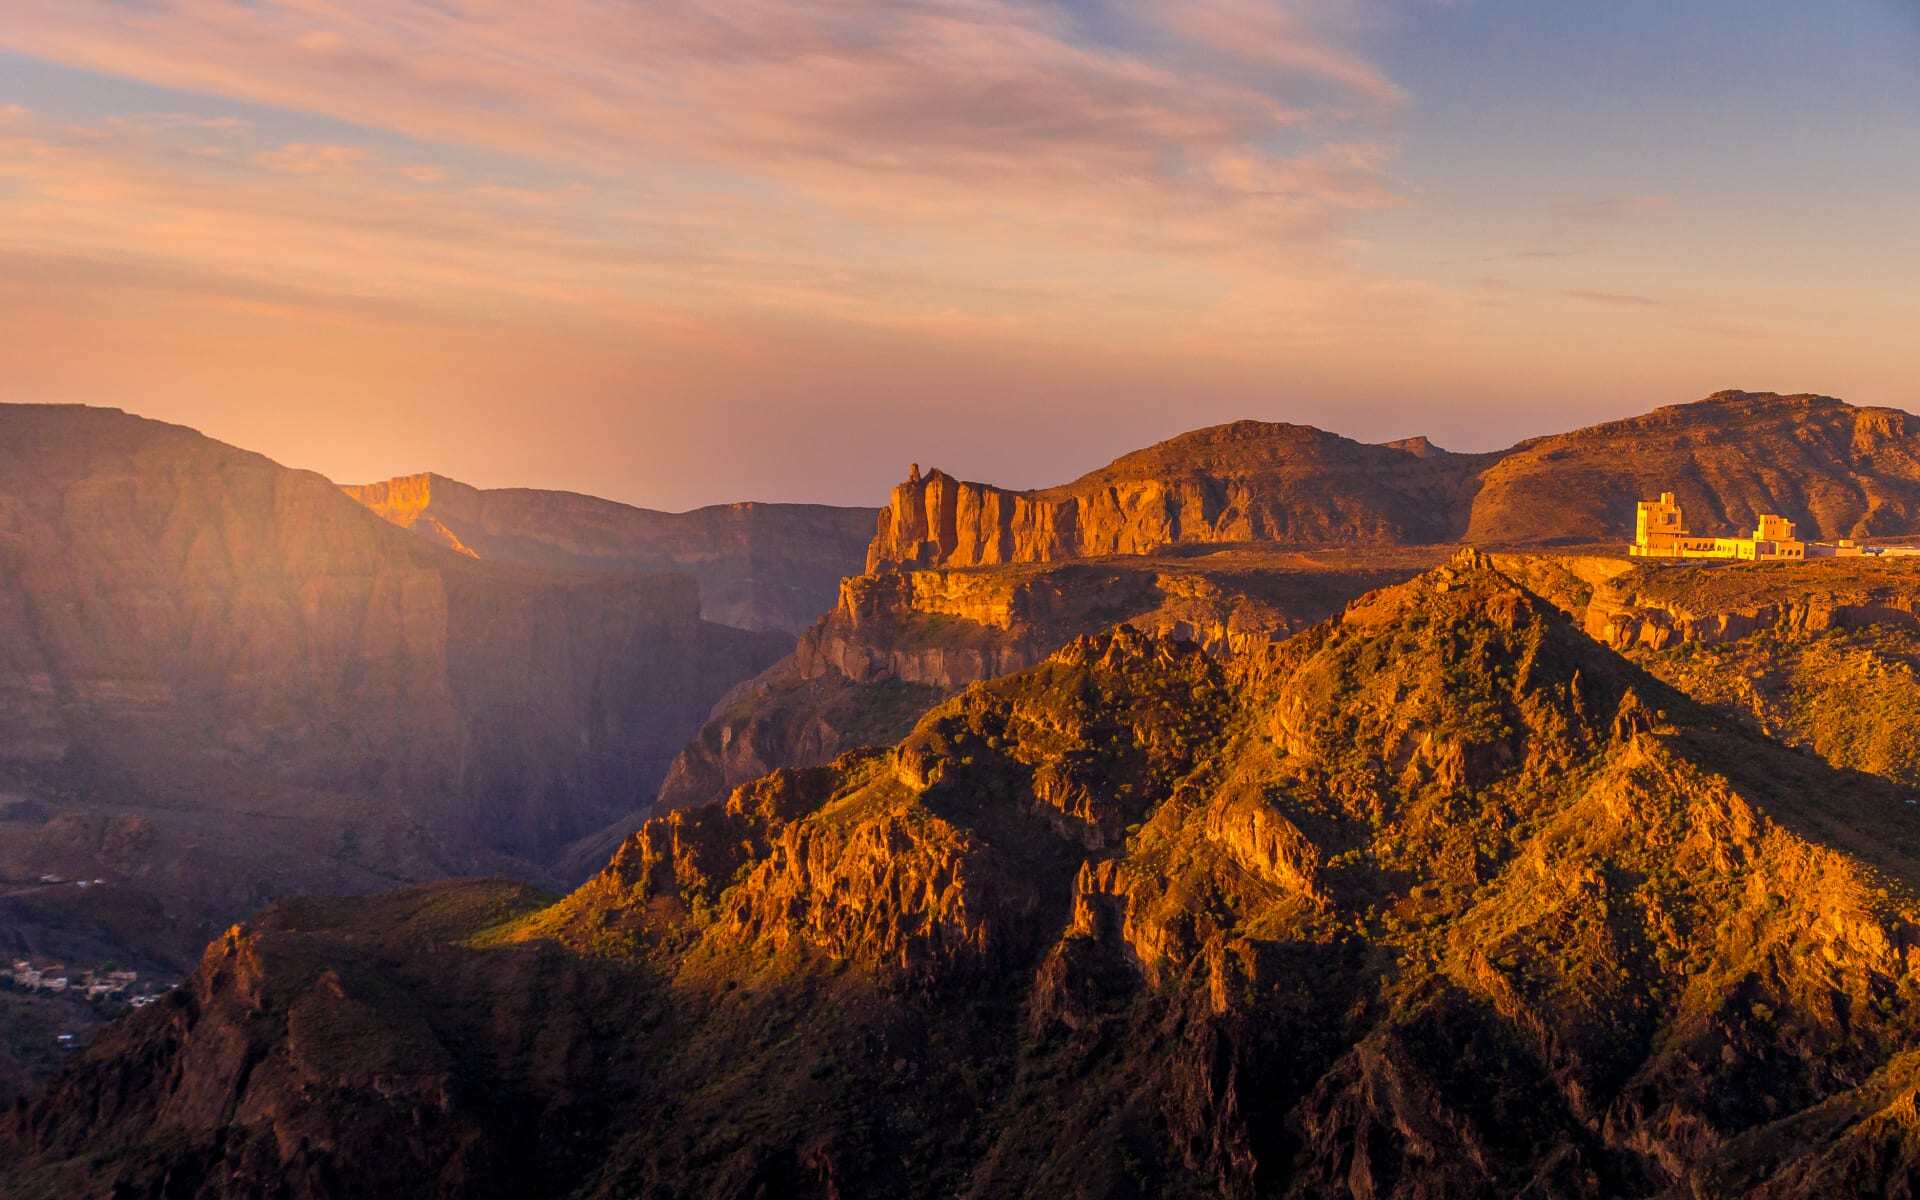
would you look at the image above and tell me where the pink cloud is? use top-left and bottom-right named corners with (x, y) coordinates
top-left (1156, 0), bottom-right (1405, 105)
top-left (252, 141), bottom-right (368, 174)
top-left (0, 0), bottom-right (1421, 383)
top-left (0, 2), bottom-right (1402, 259)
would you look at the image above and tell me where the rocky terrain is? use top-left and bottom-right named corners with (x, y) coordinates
top-left (646, 547), bottom-right (1438, 826)
top-left (0, 405), bottom-right (790, 1063)
top-left (649, 390), bottom-right (1920, 850)
top-left (1502, 553), bottom-right (1920, 793)
top-left (867, 392), bottom-right (1920, 569)
top-left (865, 430), bottom-right (1491, 570)
top-left (1465, 393), bottom-right (1920, 546)
top-left (15, 554), bottom-right (1920, 1197)
top-left (344, 472), bottom-right (875, 634)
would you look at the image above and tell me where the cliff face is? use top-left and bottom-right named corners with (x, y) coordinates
top-left (344, 472), bottom-right (875, 634)
top-left (645, 549), bottom-right (1437, 822)
top-left (866, 423), bottom-right (1490, 570)
top-left (865, 392), bottom-right (1920, 570)
top-left (19, 556), bottom-right (1920, 1198)
top-left (0, 405), bottom-right (788, 1016)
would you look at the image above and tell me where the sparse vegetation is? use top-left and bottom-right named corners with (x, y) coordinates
top-left (17, 554), bottom-right (1920, 1198)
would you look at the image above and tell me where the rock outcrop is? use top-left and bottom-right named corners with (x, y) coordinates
top-left (866, 423), bottom-right (1491, 570)
top-left (17, 557), bottom-right (1920, 1198)
top-left (646, 549), bottom-right (1436, 822)
top-left (345, 471), bottom-right (876, 634)
top-left (865, 392), bottom-right (1920, 570)
top-left (1506, 553), bottom-right (1920, 794)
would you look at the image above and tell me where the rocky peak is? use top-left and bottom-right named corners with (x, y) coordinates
top-left (1267, 552), bottom-right (1644, 796)
top-left (1382, 434), bottom-right (1446, 457)
top-left (19, 553), bottom-right (1920, 1197)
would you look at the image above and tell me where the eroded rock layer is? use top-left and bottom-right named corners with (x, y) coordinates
top-left (16, 556), bottom-right (1920, 1198)
top-left (866, 392), bottom-right (1920, 570)
top-left (645, 548), bottom-right (1438, 825)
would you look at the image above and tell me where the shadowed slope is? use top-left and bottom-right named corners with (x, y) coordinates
top-left (1502, 553), bottom-right (1920, 793)
top-left (0, 404), bottom-right (789, 1094)
top-left (14, 555), bottom-right (1920, 1197)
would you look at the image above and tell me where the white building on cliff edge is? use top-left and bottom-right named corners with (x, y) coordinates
top-left (1631, 491), bottom-right (1917, 560)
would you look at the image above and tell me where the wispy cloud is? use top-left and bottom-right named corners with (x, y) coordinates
top-left (0, 1), bottom-right (1411, 335)
top-left (1507, 194), bottom-right (1675, 261)
top-left (1564, 289), bottom-right (1663, 308)
top-left (1551, 194), bottom-right (1673, 223)
top-left (1155, 0), bottom-right (1406, 104)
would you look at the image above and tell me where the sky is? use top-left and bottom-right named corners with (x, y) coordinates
top-left (2, 1), bottom-right (1916, 510)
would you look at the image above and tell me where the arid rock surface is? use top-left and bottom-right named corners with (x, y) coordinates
top-left (16, 556), bottom-right (1920, 1197)
top-left (1466, 392), bottom-right (1920, 545)
top-left (867, 392), bottom-right (1920, 570)
top-left (344, 471), bottom-right (875, 634)
top-left (1504, 553), bottom-right (1920, 793)
top-left (865, 424), bottom-right (1491, 570)
top-left (645, 549), bottom-right (1437, 826)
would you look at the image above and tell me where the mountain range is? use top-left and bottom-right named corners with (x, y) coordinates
top-left (0, 406), bottom-right (798, 1096)
top-left (868, 391), bottom-right (1920, 569)
top-left (342, 472), bottom-right (874, 635)
top-left (661, 392), bottom-right (1920, 823)
top-left (10, 389), bottom-right (1920, 1194)
top-left (14, 551), bottom-right (1920, 1197)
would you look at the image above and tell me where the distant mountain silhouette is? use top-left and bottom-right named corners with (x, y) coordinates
top-left (0, 404), bottom-right (789, 1020)
top-left (343, 472), bottom-right (875, 634)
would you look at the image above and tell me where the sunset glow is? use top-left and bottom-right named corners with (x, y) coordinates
top-left (3, 2), bottom-right (1917, 507)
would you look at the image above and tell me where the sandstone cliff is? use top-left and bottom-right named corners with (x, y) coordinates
top-left (644, 548), bottom-right (1436, 825)
top-left (344, 471), bottom-right (875, 633)
top-left (18, 557), bottom-right (1920, 1197)
top-left (865, 392), bottom-right (1920, 570)
top-left (866, 423), bottom-right (1491, 570)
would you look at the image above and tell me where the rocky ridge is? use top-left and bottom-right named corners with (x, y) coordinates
top-left (866, 392), bottom-right (1920, 570)
top-left (865, 425), bottom-right (1490, 570)
top-left (16, 555), bottom-right (1920, 1197)
top-left (644, 548), bottom-right (1436, 825)
top-left (1502, 553), bottom-right (1920, 793)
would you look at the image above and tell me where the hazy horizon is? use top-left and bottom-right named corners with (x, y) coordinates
top-left (4, 1), bottom-right (1916, 509)
top-left (17, 385), bottom-right (1897, 515)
